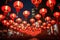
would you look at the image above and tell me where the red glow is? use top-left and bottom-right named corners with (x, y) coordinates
top-left (10, 13), bottom-right (16, 20)
top-left (30, 18), bottom-right (35, 24)
top-left (53, 12), bottom-right (60, 18)
top-left (1, 5), bottom-right (11, 15)
top-left (23, 10), bottom-right (30, 18)
top-left (0, 14), bottom-right (5, 21)
top-left (45, 16), bottom-right (51, 21)
top-left (31, 0), bottom-right (42, 8)
top-left (16, 18), bottom-right (22, 23)
top-left (35, 14), bottom-right (41, 20)
top-left (13, 1), bottom-right (23, 12)
top-left (39, 8), bottom-right (47, 17)
top-left (46, 0), bottom-right (56, 10)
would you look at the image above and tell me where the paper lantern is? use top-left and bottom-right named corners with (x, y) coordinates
top-left (31, 0), bottom-right (42, 8)
top-left (10, 13), bottom-right (16, 20)
top-left (46, 0), bottom-right (56, 10)
top-left (23, 10), bottom-right (30, 18)
top-left (51, 20), bottom-right (56, 25)
top-left (16, 18), bottom-right (22, 23)
top-left (13, 1), bottom-right (23, 12)
top-left (45, 16), bottom-right (51, 21)
top-left (30, 18), bottom-right (35, 24)
top-left (39, 8), bottom-right (47, 17)
top-left (35, 14), bottom-right (41, 20)
top-left (53, 12), bottom-right (60, 18)
top-left (0, 14), bottom-right (5, 21)
top-left (2, 20), bottom-right (7, 25)
top-left (1, 5), bottom-right (11, 15)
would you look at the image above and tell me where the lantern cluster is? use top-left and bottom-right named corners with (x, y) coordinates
top-left (0, 0), bottom-right (60, 36)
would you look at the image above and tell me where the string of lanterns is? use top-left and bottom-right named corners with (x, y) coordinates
top-left (0, 0), bottom-right (60, 36)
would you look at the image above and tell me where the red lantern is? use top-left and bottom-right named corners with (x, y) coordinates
top-left (22, 21), bottom-right (27, 25)
top-left (23, 10), bottom-right (30, 18)
top-left (51, 20), bottom-right (56, 25)
top-left (2, 20), bottom-right (7, 25)
top-left (31, 0), bottom-right (42, 8)
top-left (0, 14), bottom-right (5, 21)
top-left (43, 22), bottom-right (47, 29)
top-left (13, 1), bottom-right (23, 12)
top-left (43, 22), bottom-right (47, 26)
top-left (9, 20), bottom-right (14, 24)
top-left (47, 23), bottom-right (51, 29)
top-left (10, 13), bottom-right (16, 20)
top-left (35, 14), bottom-right (41, 20)
top-left (46, 0), bottom-right (56, 10)
top-left (39, 8), bottom-right (47, 17)
top-left (37, 20), bottom-right (42, 24)
top-left (13, 22), bottom-right (18, 26)
top-left (1, 5), bottom-right (11, 15)
top-left (30, 18), bottom-right (35, 24)
top-left (26, 23), bottom-right (30, 27)
top-left (32, 23), bottom-right (36, 27)
top-left (10, 25), bottom-right (14, 28)
top-left (45, 16), bottom-right (51, 21)
top-left (16, 18), bottom-right (22, 23)
top-left (53, 12), bottom-right (60, 18)
top-left (6, 22), bottom-right (10, 26)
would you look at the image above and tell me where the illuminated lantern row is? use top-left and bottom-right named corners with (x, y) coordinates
top-left (1, 5), bottom-right (11, 15)
top-left (46, 0), bottom-right (56, 10)
top-left (31, 0), bottom-right (42, 8)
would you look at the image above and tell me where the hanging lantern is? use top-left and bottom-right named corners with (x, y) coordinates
top-left (45, 16), bottom-right (51, 21)
top-left (39, 8), bottom-right (47, 17)
top-left (13, 1), bottom-right (23, 12)
top-left (35, 14), bottom-right (41, 20)
top-left (10, 13), bottom-right (16, 20)
top-left (30, 18), bottom-right (35, 24)
top-left (0, 14), bottom-right (5, 21)
top-left (13, 22), bottom-right (18, 26)
top-left (23, 10), bottom-right (30, 19)
top-left (16, 18), bottom-right (22, 23)
top-left (1, 5), bottom-right (11, 15)
top-left (46, 0), bottom-right (56, 10)
top-left (10, 25), bottom-right (14, 28)
top-left (37, 20), bottom-right (42, 24)
top-left (26, 23), bottom-right (30, 27)
top-left (9, 20), bottom-right (14, 24)
top-left (42, 22), bottom-right (47, 29)
top-left (31, 0), bottom-right (42, 8)
top-left (32, 23), bottom-right (36, 27)
top-left (5, 22), bottom-right (10, 26)
top-left (2, 20), bottom-right (7, 25)
top-left (53, 12), bottom-right (60, 18)
top-left (22, 21), bottom-right (27, 25)
top-left (47, 23), bottom-right (51, 29)
top-left (51, 20), bottom-right (56, 25)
